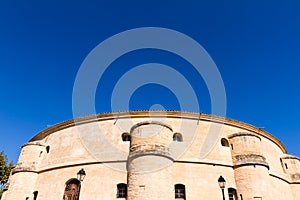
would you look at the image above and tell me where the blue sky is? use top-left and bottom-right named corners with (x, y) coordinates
top-left (0, 0), bottom-right (299, 163)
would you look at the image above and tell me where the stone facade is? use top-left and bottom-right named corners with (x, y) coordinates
top-left (2, 111), bottom-right (300, 200)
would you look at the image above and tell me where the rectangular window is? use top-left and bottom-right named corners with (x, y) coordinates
top-left (175, 184), bottom-right (186, 199)
top-left (117, 183), bottom-right (127, 198)
top-left (228, 188), bottom-right (237, 200)
top-left (117, 188), bottom-right (126, 198)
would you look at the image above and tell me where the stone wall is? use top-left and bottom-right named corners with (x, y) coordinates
top-left (2, 111), bottom-right (299, 200)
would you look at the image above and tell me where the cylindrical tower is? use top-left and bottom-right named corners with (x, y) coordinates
top-left (127, 121), bottom-right (174, 200)
top-left (281, 155), bottom-right (300, 199)
top-left (4, 141), bottom-right (46, 200)
top-left (229, 132), bottom-right (270, 200)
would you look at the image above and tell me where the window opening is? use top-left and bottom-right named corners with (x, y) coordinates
top-left (121, 133), bottom-right (131, 142)
top-left (228, 188), bottom-right (237, 200)
top-left (46, 146), bottom-right (50, 153)
top-left (173, 133), bottom-right (183, 142)
top-left (175, 184), bottom-right (186, 199)
top-left (221, 138), bottom-right (229, 147)
top-left (33, 191), bottom-right (38, 200)
top-left (117, 183), bottom-right (127, 198)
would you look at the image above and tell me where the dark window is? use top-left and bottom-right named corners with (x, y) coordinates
top-left (122, 133), bottom-right (131, 142)
top-left (33, 191), bottom-right (38, 200)
top-left (221, 138), bottom-right (229, 147)
top-left (173, 133), bottom-right (183, 142)
top-left (46, 146), bottom-right (50, 153)
top-left (228, 188), bottom-right (237, 200)
top-left (175, 184), bottom-right (186, 199)
top-left (231, 144), bottom-right (234, 150)
top-left (117, 183), bottom-right (127, 198)
top-left (285, 163), bottom-right (288, 169)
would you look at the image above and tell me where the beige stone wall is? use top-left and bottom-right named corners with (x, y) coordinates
top-left (3, 172), bottom-right (38, 200)
top-left (269, 175), bottom-right (294, 200)
top-left (234, 165), bottom-right (270, 200)
top-left (127, 122), bottom-right (174, 200)
top-left (172, 162), bottom-right (236, 199)
top-left (33, 164), bottom-right (128, 199)
top-left (2, 111), bottom-right (300, 200)
top-left (291, 184), bottom-right (300, 199)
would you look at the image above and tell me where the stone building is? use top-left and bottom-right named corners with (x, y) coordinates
top-left (2, 111), bottom-right (300, 200)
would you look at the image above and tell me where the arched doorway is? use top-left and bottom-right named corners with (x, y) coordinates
top-left (63, 179), bottom-right (80, 200)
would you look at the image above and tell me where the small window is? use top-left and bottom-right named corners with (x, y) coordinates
top-left (228, 188), bottom-right (237, 200)
top-left (221, 138), bottom-right (229, 147)
top-left (230, 144), bottom-right (234, 150)
top-left (46, 146), bottom-right (50, 153)
top-left (117, 183), bottom-right (127, 198)
top-left (175, 184), bottom-right (186, 199)
top-left (33, 191), bottom-right (38, 200)
top-left (121, 133), bottom-right (131, 142)
top-left (285, 163), bottom-right (288, 169)
top-left (173, 133), bottom-right (183, 142)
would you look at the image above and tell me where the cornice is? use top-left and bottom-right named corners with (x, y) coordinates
top-left (29, 110), bottom-right (287, 154)
top-left (281, 155), bottom-right (300, 162)
top-left (228, 132), bottom-right (261, 141)
top-left (22, 141), bottom-right (47, 148)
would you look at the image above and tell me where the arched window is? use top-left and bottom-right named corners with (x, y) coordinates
top-left (117, 183), bottom-right (127, 198)
top-left (228, 188), bottom-right (237, 200)
top-left (121, 133), bottom-right (131, 142)
top-left (221, 138), bottom-right (229, 147)
top-left (175, 184), bottom-right (186, 199)
top-left (63, 179), bottom-right (80, 200)
top-left (173, 133), bottom-right (183, 142)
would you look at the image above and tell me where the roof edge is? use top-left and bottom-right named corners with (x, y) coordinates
top-left (29, 110), bottom-right (287, 154)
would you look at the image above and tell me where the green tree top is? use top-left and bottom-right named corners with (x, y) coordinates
top-left (0, 151), bottom-right (14, 199)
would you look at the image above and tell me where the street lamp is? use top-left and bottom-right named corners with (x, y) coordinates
top-left (76, 168), bottom-right (86, 200)
top-left (218, 176), bottom-right (226, 200)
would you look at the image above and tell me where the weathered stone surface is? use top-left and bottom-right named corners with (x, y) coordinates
top-left (234, 154), bottom-right (269, 169)
top-left (2, 111), bottom-right (299, 200)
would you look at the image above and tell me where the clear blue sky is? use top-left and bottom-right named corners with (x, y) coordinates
top-left (0, 0), bottom-right (299, 163)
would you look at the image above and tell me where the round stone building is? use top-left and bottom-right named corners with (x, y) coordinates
top-left (2, 111), bottom-right (300, 200)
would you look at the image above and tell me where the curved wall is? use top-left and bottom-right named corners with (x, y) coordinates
top-left (2, 111), bottom-right (299, 200)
